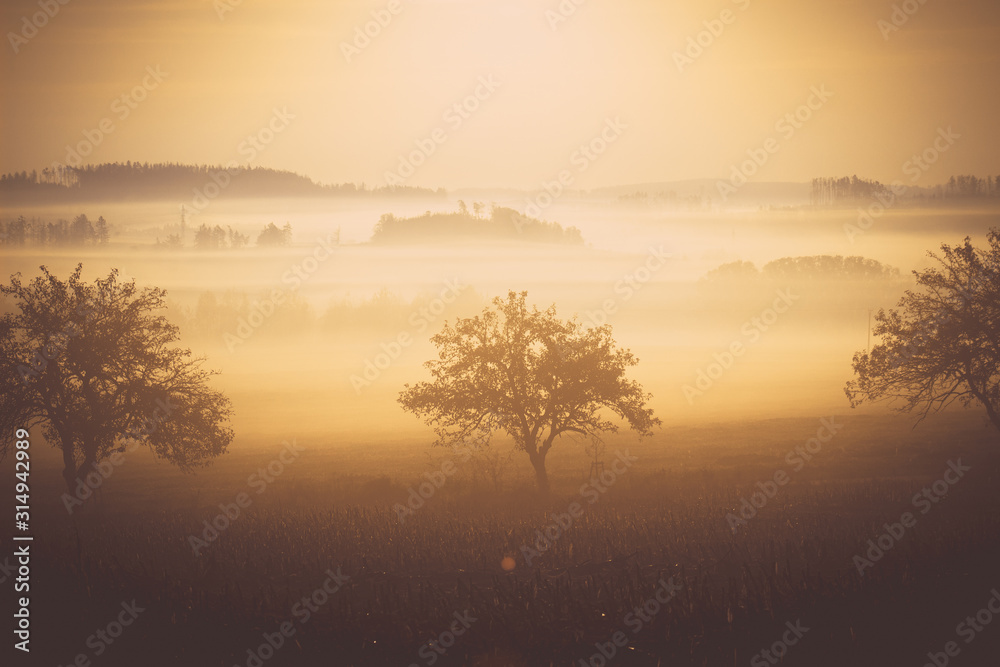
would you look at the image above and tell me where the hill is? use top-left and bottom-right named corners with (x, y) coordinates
top-left (0, 162), bottom-right (442, 203)
top-left (370, 204), bottom-right (584, 245)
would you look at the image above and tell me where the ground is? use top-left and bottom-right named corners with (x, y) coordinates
top-left (8, 411), bottom-right (1000, 666)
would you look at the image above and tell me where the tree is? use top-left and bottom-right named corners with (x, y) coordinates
top-left (845, 230), bottom-right (1000, 431)
top-left (227, 226), bottom-right (248, 249)
top-left (194, 224), bottom-right (219, 249)
top-left (6, 216), bottom-right (27, 245)
top-left (70, 214), bottom-right (93, 245)
top-left (95, 216), bottom-right (110, 245)
top-left (0, 265), bottom-right (234, 495)
top-left (257, 222), bottom-right (292, 247)
top-left (398, 291), bottom-right (660, 493)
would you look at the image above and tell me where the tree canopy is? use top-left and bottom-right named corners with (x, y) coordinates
top-left (845, 229), bottom-right (1000, 431)
top-left (0, 265), bottom-right (234, 495)
top-left (398, 291), bottom-right (659, 492)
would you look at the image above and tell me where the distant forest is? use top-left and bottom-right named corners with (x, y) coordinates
top-left (0, 162), bottom-right (444, 203)
top-left (157, 222), bottom-right (296, 250)
top-left (0, 214), bottom-right (297, 250)
top-left (702, 255), bottom-right (902, 283)
top-left (811, 174), bottom-right (1000, 205)
top-left (370, 203), bottom-right (584, 245)
top-left (0, 214), bottom-right (110, 246)
top-left (168, 253), bottom-right (906, 344)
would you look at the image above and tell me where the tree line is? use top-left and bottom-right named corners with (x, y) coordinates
top-left (0, 162), bottom-right (444, 202)
top-left (0, 214), bottom-right (110, 246)
top-left (157, 222), bottom-right (292, 250)
top-left (701, 255), bottom-right (901, 282)
top-left (812, 174), bottom-right (1000, 204)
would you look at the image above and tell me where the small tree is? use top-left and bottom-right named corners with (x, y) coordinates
top-left (399, 291), bottom-right (660, 493)
top-left (845, 230), bottom-right (1000, 431)
top-left (0, 265), bottom-right (234, 495)
top-left (95, 216), bottom-right (110, 245)
top-left (257, 222), bottom-right (292, 247)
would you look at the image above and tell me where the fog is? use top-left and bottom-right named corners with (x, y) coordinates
top-left (6, 197), bottom-right (997, 447)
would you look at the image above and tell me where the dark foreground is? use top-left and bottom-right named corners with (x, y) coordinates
top-left (8, 414), bottom-right (1000, 667)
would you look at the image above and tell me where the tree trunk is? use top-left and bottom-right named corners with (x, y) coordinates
top-left (965, 377), bottom-right (1000, 433)
top-left (984, 401), bottom-right (1000, 433)
top-left (61, 438), bottom-right (97, 495)
top-left (529, 451), bottom-right (550, 494)
top-left (61, 442), bottom-right (78, 494)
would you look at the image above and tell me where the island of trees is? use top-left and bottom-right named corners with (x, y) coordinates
top-left (370, 202), bottom-right (583, 245)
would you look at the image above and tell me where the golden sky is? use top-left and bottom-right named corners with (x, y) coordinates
top-left (1, 0), bottom-right (998, 189)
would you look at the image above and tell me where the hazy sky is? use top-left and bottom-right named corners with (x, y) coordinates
top-left (1, 0), bottom-right (998, 190)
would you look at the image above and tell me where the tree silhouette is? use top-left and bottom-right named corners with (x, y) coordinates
top-left (0, 265), bottom-right (234, 494)
top-left (399, 291), bottom-right (660, 493)
top-left (257, 222), bottom-right (292, 246)
top-left (846, 229), bottom-right (1000, 431)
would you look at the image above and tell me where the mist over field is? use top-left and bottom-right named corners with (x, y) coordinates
top-left (6, 198), bottom-right (999, 436)
top-left (3, 1), bottom-right (1000, 665)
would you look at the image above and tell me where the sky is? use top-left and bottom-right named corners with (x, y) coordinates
top-left (1, 0), bottom-right (998, 190)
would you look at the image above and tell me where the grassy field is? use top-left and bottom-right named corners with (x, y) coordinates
top-left (10, 411), bottom-right (1000, 666)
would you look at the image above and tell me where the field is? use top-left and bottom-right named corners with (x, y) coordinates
top-left (5, 1), bottom-right (1000, 663)
top-left (4, 205), bottom-right (1000, 666)
top-left (16, 411), bottom-right (1000, 667)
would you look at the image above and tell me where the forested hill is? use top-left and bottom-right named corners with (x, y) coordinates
top-left (0, 162), bottom-right (442, 203)
top-left (370, 204), bottom-right (584, 245)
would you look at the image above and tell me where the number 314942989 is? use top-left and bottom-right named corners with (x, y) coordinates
top-left (15, 428), bottom-right (30, 522)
